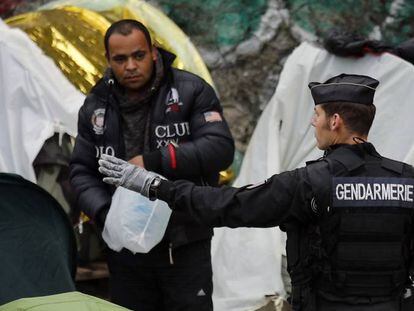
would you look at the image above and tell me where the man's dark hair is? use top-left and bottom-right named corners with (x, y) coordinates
top-left (321, 102), bottom-right (376, 136)
top-left (104, 19), bottom-right (152, 57)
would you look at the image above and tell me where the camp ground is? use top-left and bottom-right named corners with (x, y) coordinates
top-left (2, 2), bottom-right (414, 310)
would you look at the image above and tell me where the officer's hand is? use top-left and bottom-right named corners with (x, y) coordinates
top-left (98, 154), bottom-right (159, 198)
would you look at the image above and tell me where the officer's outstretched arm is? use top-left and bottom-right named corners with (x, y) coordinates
top-left (99, 154), bottom-right (298, 228)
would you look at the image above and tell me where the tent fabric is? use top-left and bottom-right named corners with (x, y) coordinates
top-left (211, 41), bottom-right (414, 311)
top-left (0, 291), bottom-right (130, 310)
top-left (0, 19), bottom-right (84, 182)
top-left (0, 173), bottom-right (76, 305)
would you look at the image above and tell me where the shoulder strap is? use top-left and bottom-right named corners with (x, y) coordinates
top-left (328, 147), bottom-right (365, 173)
top-left (382, 157), bottom-right (404, 174)
top-left (305, 160), bottom-right (332, 216)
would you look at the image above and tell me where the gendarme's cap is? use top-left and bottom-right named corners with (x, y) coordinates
top-left (308, 73), bottom-right (379, 105)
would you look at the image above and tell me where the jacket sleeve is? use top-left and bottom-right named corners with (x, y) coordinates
top-left (158, 169), bottom-right (307, 228)
top-left (69, 101), bottom-right (112, 219)
top-left (158, 80), bottom-right (234, 180)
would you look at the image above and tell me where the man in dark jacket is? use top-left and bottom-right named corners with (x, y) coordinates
top-left (70, 19), bottom-right (234, 311)
top-left (99, 73), bottom-right (414, 311)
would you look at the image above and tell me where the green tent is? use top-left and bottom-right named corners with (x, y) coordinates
top-left (0, 291), bottom-right (130, 310)
top-left (0, 173), bottom-right (76, 305)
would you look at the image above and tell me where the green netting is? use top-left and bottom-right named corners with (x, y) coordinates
top-left (286, 0), bottom-right (390, 38)
top-left (382, 2), bottom-right (414, 45)
top-left (157, 0), bottom-right (267, 47)
top-left (286, 0), bottom-right (414, 45)
top-left (9, 0), bottom-right (414, 48)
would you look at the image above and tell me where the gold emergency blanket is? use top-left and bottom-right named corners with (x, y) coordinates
top-left (6, 1), bottom-right (213, 94)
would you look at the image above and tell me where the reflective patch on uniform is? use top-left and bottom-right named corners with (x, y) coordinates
top-left (245, 179), bottom-right (268, 190)
top-left (332, 177), bottom-right (414, 208)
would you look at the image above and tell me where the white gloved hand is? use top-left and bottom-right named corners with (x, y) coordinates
top-left (98, 154), bottom-right (160, 198)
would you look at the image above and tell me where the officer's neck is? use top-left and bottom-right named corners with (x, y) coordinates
top-left (342, 135), bottom-right (368, 145)
top-left (328, 133), bottom-right (368, 151)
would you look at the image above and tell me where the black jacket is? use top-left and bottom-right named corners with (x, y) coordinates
top-left (158, 143), bottom-right (414, 310)
top-left (70, 49), bottom-right (234, 247)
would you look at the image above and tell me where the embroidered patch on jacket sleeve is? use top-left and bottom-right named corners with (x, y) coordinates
top-left (204, 111), bottom-right (222, 123)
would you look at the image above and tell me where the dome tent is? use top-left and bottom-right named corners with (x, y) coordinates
top-left (0, 291), bottom-right (130, 311)
top-left (0, 173), bottom-right (76, 305)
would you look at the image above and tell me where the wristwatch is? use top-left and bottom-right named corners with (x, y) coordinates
top-left (149, 176), bottom-right (162, 200)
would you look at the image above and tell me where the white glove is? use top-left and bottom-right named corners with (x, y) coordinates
top-left (98, 154), bottom-right (160, 198)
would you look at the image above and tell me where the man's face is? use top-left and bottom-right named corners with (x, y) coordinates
top-left (311, 105), bottom-right (333, 150)
top-left (107, 29), bottom-right (157, 91)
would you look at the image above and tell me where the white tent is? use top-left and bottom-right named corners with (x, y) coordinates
top-left (211, 41), bottom-right (414, 311)
top-left (0, 19), bottom-right (84, 182)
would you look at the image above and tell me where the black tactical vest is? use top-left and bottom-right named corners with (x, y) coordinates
top-left (305, 144), bottom-right (414, 306)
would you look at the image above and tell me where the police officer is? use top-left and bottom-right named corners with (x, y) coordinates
top-left (98, 73), bottom-right (414, 310)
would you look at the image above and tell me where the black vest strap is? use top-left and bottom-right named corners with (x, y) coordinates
top-left (326, 146), bottom-right (365, 173)
top-left (382, 158), bottom-right (404, 174)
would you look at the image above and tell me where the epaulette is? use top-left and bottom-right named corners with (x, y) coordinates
top-left (381, 158), bottom-right (404, 174)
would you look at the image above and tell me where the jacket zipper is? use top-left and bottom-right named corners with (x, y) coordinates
top-left (169, 242), bottom-right (174, 265)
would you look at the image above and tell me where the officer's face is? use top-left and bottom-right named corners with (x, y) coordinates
top-left (311, 105), bottom-right (332, 150)
top-left (107, 29), bottom-right (157, 92)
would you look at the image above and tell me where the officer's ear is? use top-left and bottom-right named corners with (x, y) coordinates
top-left (329, 113), bottom-right (342, 131)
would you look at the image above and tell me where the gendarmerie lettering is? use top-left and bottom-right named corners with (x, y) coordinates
top-left (335, 182), bottom-right (414, 202)
top-left (333, 177), bottom-right (414, 207)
